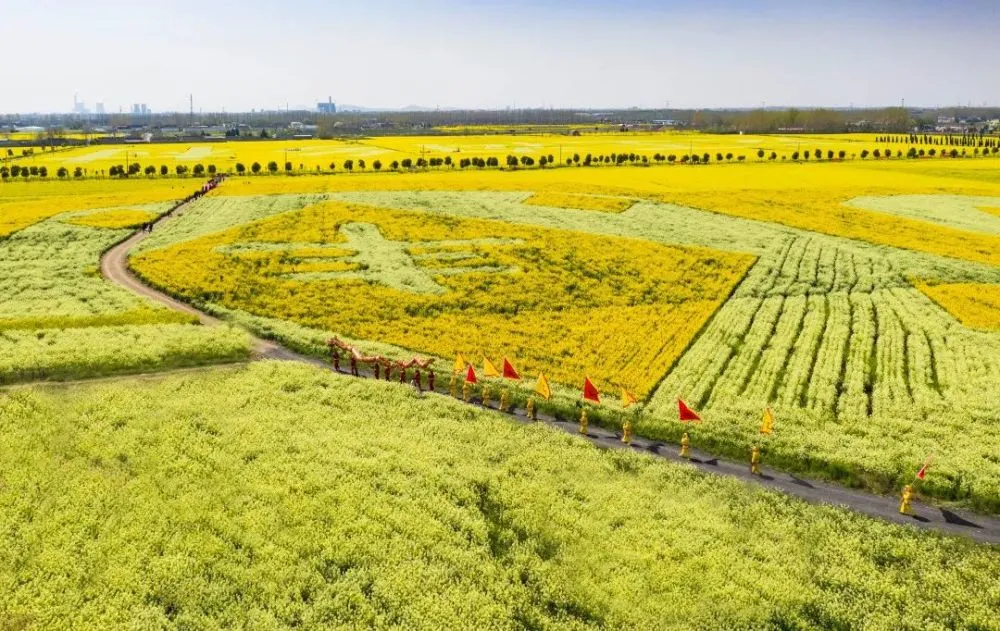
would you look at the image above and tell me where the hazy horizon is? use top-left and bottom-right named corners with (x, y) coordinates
top-left (3, 0), bottom-right (998, 115)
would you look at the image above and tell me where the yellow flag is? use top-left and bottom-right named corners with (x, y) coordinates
top-left (621, 388), bottom-right (638, 408)
top-left (534, 373), bottom-right (552, 400)
top-left (453, 353), bottom-right (467, 374)
top-left (483, 357), bottom-right (501, 378)
top-left (761, 407), bottom-right (775, 435)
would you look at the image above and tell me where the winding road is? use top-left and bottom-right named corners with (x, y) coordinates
top-left (97, 187), bottom-right (1000, 545)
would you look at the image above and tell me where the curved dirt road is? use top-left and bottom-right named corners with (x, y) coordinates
top-left (100, 206), bottom-right (305, 362)
top-left (98, 189), bottom-right (1000, 545)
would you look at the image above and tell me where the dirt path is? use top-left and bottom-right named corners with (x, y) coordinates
top-left (97, 185), bottom-right (1000, 545)
top-left (100, 201), bottom-right (305, 363)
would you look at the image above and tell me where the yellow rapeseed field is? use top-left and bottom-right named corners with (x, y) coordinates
top-left (663, 187), bottom-right (1000, 269)
top-left (208, 160), bottom-right (1000, 268)
top-left (0, 179), bottom-right (189, 237)
top-left (524, 191), bottom-right (635, 213)
top-left (133, 200), bottom-right (752, 395)
top-left (9, 132), bottom-right (996, 177)
top-left (916, 282), bottom-right (1000, 330)
top-left (63, 209), bottom-right (159, 229)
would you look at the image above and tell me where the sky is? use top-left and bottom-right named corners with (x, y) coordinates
top-left (2, 0), bottom-right (999, 114)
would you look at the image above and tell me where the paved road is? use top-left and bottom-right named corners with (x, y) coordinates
top-left (97, 187), bottom-right (1000, 546)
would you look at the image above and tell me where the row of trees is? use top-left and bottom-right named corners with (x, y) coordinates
top-left (4, 146), bottom-right (1000, 181)
top-left (107, 163), bottom-right (221, 177)
top-left (0, 163), bottom-right (223, 179)
top-left (2, 147), bottom-right (35, 160)
top-left (875, 134), bottom-right (999, 147)
top-left (1, 165), bottom-right (48, 178)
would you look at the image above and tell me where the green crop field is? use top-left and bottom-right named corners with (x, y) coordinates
top-left (0, 184), bottom-right (252, 385)
top-left (1, 362), bottom-right (998, 629)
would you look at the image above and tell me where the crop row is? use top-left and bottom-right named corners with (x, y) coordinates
top-left (648, 232), bottom-right (1000, 508)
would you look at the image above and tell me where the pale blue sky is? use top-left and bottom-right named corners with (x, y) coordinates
top-left (2, 0), bottom-right (998, 113)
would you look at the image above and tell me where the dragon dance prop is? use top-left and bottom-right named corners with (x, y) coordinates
top-left (326, 337), bottom-right (436, 372)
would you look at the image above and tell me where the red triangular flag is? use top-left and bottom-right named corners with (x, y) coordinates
top-left (465, 364), bottom-right (478, 384)
top-left (678, 399), bottom-right (701, 423)
top-left (502, 357), bottom-right (520, 380)
top-left (916, 453), bottom-right (935, 480)
top-left (583, 377), bottom-right (600, 404)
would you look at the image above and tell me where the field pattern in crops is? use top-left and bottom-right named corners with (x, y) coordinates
top-left (331, 190), bottom-right (1000, 507)
top-left (134, 199), bottom-right (752, 396)
top-left (131, 181), bottom-right (1000, 509)
top-left (844, 194), bottom-right (1000, 235)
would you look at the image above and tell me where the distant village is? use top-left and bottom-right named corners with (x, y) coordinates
top-left (2, 101), bottom-right (998, 147)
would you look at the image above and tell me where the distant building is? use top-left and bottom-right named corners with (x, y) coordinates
top-left (182, 125), bottom-right (227, 136)
top-left (132, 104), bottom-right (150, 116)
top-left (95, 102), bottom-right (105, 115)
top-left (72, 94), bottom-right (89, 115)
top-left (317, 97), bottom-right (336, 114)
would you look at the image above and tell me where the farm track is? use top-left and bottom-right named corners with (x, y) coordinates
top-left (93, 185), bottom-right (1000, 545)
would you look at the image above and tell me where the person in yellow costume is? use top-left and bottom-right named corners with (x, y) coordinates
top-left (899, 484), bottom-right (915, 515)
top-left (526, 397), bottom-right (536, 421)
top-left (499, 389), bottom-right (509, 413)
top-left (579, 407), bottom-right (588, 435)
top-left (481, 385), bottom-right (492, 408)
top-left (449, 374), bottom-right (458, 398)
top-left (462, 380), bottom-right (471, 403)
top-left (750, 445), bottom-right (761, 475)
top-left (680, 432), bottom-right (691, 459)
top-left (621, 417), bottom-right (633, 445)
